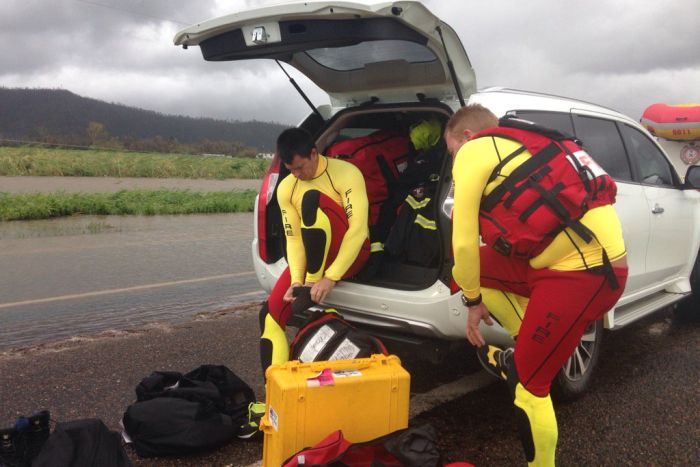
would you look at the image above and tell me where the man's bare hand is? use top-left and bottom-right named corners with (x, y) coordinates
top-left (465, 302), bottom-right (493, 347)
top-left (283, 283), bottom-right (302, 303)
top-left (309, 277), bottom-right (336, 304)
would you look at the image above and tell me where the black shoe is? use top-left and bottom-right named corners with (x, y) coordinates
top-left (22, 410), bottom-right (50, 463)
top-left (3, 410), bottom-right (51, 467)
top-left (237, 402), bottom-right (265, 440)
top-left (477, 345), bottom-right (513, 381)
top-left (0, 427), bottom-right (21, 467)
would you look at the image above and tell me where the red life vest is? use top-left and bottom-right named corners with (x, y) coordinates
top-left (326, 129), bottom-right (410, 225)
top-left (472, 117), bottom-right (617, 259)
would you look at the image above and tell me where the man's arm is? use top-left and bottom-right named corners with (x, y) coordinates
top-left (452, 137), bottom-right (505, 347)
top-left (278, 178), bottom-right (306, 286)
top-left (322, 164), bottom-right (369, 281)
top-left (451, 138), bottom-right (496, 299)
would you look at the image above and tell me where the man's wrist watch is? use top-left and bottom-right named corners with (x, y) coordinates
top-left (461, 293), bottom-right (482, 307)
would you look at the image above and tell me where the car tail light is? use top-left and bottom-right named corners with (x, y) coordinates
top-left (257, 156), bottom-right (281, 263)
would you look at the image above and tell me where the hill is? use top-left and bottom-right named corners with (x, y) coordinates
top-left (0, 87), bottom-right (286, 151)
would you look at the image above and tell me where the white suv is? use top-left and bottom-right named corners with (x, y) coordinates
top-left (175, 1), bottom-right (700, 397)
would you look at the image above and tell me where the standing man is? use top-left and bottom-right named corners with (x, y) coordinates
top-left (446, 104), bottom-right (628, 466)
top-left (259, 128), bottom-right (370, 374)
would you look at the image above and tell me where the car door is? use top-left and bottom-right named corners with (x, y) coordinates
top-left (511, 109), bottom-right (650, 296)
top-left (174, 1), bottom-right (476, 107)
top-left (618, 123), bottom-right (695, 287)
top-left (568, 111), bottom-right (651, 294)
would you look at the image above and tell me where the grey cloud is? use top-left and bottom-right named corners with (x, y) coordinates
top-left (1, 0), bottom-right (698, 124)
top-left (0, 0), bottom-right (221, 75)
top-left (429, 0), bottom-right (700, 119)
top-left (120, 61), bottom-right (328, 123)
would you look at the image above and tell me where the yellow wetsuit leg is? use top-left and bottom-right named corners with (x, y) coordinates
top-left (260, 313), bottom-right (289, 373)
top-left (482, 287), bottom-right (528, 338)
top-left (513, 383), bottom-right (558, 467)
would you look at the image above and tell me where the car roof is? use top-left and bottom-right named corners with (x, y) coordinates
top-left (470, 87), bottom-right (640, 127)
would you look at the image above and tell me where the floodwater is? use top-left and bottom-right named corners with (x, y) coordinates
top-left (0, 213), bottom-right (265, 351)
top-left (0, 176), bottom-right (262, 193)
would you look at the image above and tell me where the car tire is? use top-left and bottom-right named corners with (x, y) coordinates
top-left (551, 319), bottom-right (603, 403)
top-left (675, 251), bottom-right (699, 321)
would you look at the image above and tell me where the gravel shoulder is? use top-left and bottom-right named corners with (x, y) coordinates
top-left (0, 176), bottom-right (262, 193)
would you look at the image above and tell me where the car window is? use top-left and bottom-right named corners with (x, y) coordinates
top-left (512, 110), bottom-right (574, 136)
top-left (306, 40), bottom-right (436, 71)
top-left (572, 115), bottom-right (633, 182)
top-left (619, 124), bottom-right (676, 186)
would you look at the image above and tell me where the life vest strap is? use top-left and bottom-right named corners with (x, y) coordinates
top-left (503, 166), bottom-right (553, 209)
top-left (482, 142), bottom-right (561, 212)
top-left (487, 144), bottom-right (528, 184)
top-left (517, 182), bottom-right (566, 223)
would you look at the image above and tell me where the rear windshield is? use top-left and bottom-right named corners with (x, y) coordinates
top-left (306, 40), bottom-right (437, 71)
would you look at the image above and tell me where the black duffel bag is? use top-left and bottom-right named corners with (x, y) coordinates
top-left (122, 364), bottom-right (255, 458)
top-left (33, 418), bottom-right (132, 467)
top-left (134, 364), bottom-right (254, 423)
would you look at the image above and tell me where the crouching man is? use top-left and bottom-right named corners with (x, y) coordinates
top-left (446, 105), bottom-right (628, 466)
top-left (259, 128), bottom-right (370, 374)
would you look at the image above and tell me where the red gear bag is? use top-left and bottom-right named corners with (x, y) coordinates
top-left (326, 129), bottom-right (410, 225)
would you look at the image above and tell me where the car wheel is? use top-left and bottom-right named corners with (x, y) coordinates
top-left (675, 251), bottom-right (699, 321)
top-left (551, 319), bottom-right (603, 403)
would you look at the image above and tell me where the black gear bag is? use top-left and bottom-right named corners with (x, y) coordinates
top-left (122, 364), bottom-right (255, 458)
top-left (33, 419), bottom-right (132, 467)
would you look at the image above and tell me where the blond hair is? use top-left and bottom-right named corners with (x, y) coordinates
top-left (445, 104), bottom-right (499, 137)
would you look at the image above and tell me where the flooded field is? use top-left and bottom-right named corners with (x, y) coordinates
top-left (0, 176), bottom-right (262, 193)
top-left (0, 213), bottom-right (265, 351)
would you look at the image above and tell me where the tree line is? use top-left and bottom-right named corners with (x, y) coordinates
top-left (0, 87), bottom-right (287, 154)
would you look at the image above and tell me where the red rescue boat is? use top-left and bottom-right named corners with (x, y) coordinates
top-left (641, 103), bottom-right (700, 141)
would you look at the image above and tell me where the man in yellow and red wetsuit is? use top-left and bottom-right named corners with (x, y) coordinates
top-left (446, 105), bottom-right (628, 466)
top-left (259, 128), bottom-right (370, 374)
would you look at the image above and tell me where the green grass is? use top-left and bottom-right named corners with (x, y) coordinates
top-left (0, 146), bottom-right (269, 179)
top-left (0, 189), bottom-right (257, 221)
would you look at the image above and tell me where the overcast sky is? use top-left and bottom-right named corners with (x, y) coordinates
top-left (1, 0), bottom-right (698, 125)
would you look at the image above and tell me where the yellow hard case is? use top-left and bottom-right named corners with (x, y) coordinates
top-left (260, 354), bottom-right (410, 467)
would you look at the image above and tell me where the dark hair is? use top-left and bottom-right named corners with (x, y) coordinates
top-left (277, 128), bottom-right (315, 164)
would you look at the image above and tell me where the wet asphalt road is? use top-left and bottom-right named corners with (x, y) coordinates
top-left (415, 308), bottom-right (700, 466)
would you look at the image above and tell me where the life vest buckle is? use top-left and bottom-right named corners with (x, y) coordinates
top-left (493, 236), bottom-right (513, 256)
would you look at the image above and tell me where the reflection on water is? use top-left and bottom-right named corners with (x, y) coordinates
top-left (0, 213), bottom-right (264, 351)
top-left (0, 216), bottom-right (122, 239)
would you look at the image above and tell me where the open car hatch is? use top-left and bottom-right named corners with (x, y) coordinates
top-left (174, 1), bottom-right (476, 106)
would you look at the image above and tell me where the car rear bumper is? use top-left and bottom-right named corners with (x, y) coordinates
top-left (251, 244), bottom-right (512, 345)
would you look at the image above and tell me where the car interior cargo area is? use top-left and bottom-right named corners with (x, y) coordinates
top-left (275, 104), bottom-right (453, 291)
